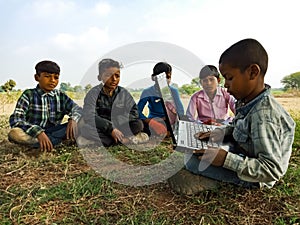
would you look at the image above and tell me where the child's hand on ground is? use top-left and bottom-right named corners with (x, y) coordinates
top-left (111, 128), bottom-right (125, 143)
top-left (37, 132), bottom-right (53, 151)
top-left (66, 119), bottom-right (78, 140)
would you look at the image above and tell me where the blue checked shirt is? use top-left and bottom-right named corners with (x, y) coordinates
top-left (221, 85), bottom-right (295, 188)
top-left (9, 85), bottom-right (82, 137)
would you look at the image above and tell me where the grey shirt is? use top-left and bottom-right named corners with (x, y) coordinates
top-left (222, 85), bottom-right (295, 188)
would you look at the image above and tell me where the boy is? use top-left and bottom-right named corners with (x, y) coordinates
top-left (8, 60), bottom-right (82, 152)
top-left (77, 58), bottom-right (149, 147)
top-left (137, 62), bottom-right (185, 136)
top-left (186, 65), bottom-right (235, 125)
top-left (168, 38), bottom-right (295, 195)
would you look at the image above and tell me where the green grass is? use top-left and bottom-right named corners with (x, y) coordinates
top-left (0, 114), bottom-right (299, 225)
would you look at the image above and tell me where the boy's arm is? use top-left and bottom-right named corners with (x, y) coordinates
top-left (223, 112), bottom-right (295, 184)
top-left (228, 95), bottom-right (236, 115)
top-left (62, 92), bottom-right (82, 123)
top-left (171, 87), bottom-right (184, 116)
top-left (82, 88), bottom-right (113, 134)
top-left (137, 90), bottom-right (149, 120)
top-left (9, 91), bottom-right (44, 137)
top-left (186, 95), bottom-right (198, 122)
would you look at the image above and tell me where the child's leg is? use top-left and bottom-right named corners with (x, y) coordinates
top-left (129, 119), bottom-right (144, 135)
top-left (184, 154), bottom-right (259, 189)
top-left (141, 120), bottom-right (151, 136)
top-left (8, 127), bottom-right (38, 145)
top-left (44, 124), bottom-right (68, 146)
top-left (78, 121), bottom-right (114, 147)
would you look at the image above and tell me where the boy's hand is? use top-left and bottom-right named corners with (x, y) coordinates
top-left (66, 119), bottom-right (78, 140)
top-left (193, 147), bottom-right (227, 167)
top-left (195, 128), bottom-right (225, 143)
top-left (209, 128), bottom-right (225, 143)
top-left (149, 119), bottom-right (167, 135)
top-left (37, 132), bottom-right (53, 151)
top-left (111, 128), bottom-right (125, 143)
top-left (194, 131), bottom-right (211, 141)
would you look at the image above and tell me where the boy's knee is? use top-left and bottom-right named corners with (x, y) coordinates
top-left (8, 127), bottom-right (38, 145)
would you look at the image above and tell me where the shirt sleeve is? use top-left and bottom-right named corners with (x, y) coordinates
top-left (171, 87), bottom-right (185, 116)
top-left (228, 94), bottom-right (236, 114)
top-left (62, 92), bottom-right (82, 123)
top-left (137, 90), bottom-right (149, 120)
top-left (186, 94), bottom-right (198, 122)
top-left (223, 107), bottom-right (295, 185)
top-left (9, 90), bottom-right (44, 137)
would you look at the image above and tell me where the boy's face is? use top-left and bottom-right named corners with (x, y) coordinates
top-left (200, 75), bottom-right (220, 95)
top-left (35, 72), bottom-right (59, 92)
top-left (101, 67), bottom-right (120, 90)
top-left (219, 63), bottom-right (255, 101)
top-left (166, 72), bottom-right (172, 84)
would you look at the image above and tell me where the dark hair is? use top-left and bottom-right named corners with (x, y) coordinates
top-left (98, 58), bottom-right (121, 78)
top-left (35, 60), bottom-right (60, 75)
top-left (219, 38), bottom-right (268, 76)
top-left (152, 62), bottom-right (172, 76)
top-left (199, 65), bottom-right (219, 79)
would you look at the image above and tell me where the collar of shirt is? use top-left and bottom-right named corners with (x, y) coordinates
top-left (198, 86), bottom-right (224, 102)
top-left (236, 84), bottom-right (271, 116)
top-left (98, 83), bottom-right (120, 96)
top-left (35, 85), bottom-right (56, 97)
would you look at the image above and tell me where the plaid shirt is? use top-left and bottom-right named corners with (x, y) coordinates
top-left (9, 85), bottom-right (82, 137)
top-left (221, 85), bottom-right (295, 188)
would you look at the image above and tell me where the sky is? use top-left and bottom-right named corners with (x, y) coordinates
top-left (1, 0), bottom-right (300, 90)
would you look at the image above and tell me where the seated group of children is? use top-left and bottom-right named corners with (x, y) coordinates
top-left (8, 38), bottom-right (295, 194)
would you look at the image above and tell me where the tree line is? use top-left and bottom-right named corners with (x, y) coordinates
top-left (1, 72), bottom-right (300, 94)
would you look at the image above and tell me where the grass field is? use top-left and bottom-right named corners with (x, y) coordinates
top-left (0, 99), bottom-right (299, 224)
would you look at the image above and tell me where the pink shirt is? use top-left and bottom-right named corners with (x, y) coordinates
top-left (186, 87), bottom-right (236, 123)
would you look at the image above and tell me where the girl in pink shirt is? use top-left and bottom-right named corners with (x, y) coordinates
top-left (186, 65), bottom-right (235, 125)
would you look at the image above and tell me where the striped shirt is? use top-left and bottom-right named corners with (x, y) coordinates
top-left (9, 85), bottom-right (82, 137)
top-left (222, 85), bottom-right (295, 188)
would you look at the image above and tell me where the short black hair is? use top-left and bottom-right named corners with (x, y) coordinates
top-left (199, 65), bottom-right (220, 79)
top-left (152, 62), bottom-right (172, 76)
top-left (219, 38), bottom-right (268, 76)
top-left (98, 58), bottom-right (121, 78)
top-left (35, 60), bottom-right (60, 75)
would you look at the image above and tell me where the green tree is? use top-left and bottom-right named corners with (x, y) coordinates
top-left (84, 84), bottom-right (92, 93)
top-left (1, 79), bottom-right (16, 93)
top-left (281, 72), bottom-right (300, 91)
top-left (73, 85), bottom-right (83, 93)
top-left (60, 82), bottom-right (72, 92)
top-left (179, 84), bottom-right (199, 95)
top-left (179, 78), bottom-right (200, 95)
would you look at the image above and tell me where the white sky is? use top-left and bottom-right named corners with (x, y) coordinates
top-left (1, 0), bottom-right (300, 90)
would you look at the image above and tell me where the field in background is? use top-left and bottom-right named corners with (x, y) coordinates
top-left (1, 90), bottom-right (299, 115)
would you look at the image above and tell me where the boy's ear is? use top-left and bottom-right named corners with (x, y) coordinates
top-left (217, 77), bottom-right (221, 83)
top-left (98, 74), bottom-right (104, 81)
top-left (34, 74), bottom-right (39, 81)
top-left (248, 64), bottom-right (260, 80)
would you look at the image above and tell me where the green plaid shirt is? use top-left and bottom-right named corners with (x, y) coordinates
top-left (9, 85), bottom-right (82, 137)
top-left (222, 86), bottom-right (295, 188)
